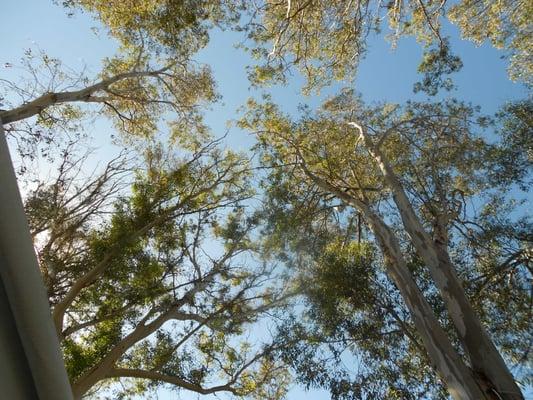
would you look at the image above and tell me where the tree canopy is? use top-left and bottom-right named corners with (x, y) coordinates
top-left (1, 1), bottom-right (531, 399)
top-left (23, 139), bottom-right (291, 399)
top-left (243, 0), bottom-right (532, 90)
top-left (241, 92), bottom-right (531, 399)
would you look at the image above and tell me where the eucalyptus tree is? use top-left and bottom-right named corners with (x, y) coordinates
top-left (1, 0), bottom-right (244, 154)
top-left (241, 93), bottom-right (531, 399)
top-left (243, 0), bottom-right (531, 91)
top-left (23, 139), bottom-right (292, 399)
top-left (2, 3), bottom-right (292, 398)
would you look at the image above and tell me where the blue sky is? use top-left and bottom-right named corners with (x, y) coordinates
top-left (1, 0), bottom-right (527, 151)
top-left (1, 1), bottom-right (529, 399)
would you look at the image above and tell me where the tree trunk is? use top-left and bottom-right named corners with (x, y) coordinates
top-left (299, 165), bottom-right (489, 399)
top-left (359, 204), bottom-right (488, 400)
top-left (353, 123), bottom-right (524, 400)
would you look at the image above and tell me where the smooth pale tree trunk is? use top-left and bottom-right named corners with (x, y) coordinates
top-left (351, 122), bottom-right (524, 400)
top-left (299, 166), bottom-right (489, 399)
top-left (355, 202), bottom-right (487, 400)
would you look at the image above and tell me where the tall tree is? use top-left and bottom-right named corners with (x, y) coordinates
top-left (1, 3), bottom-right (292, 398)
top-left (23, 140), bottom-right (291, 399)
top-left (241, 93), bottom-right (531, 399)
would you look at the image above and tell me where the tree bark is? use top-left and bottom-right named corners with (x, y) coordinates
top-left (299, 163), bottom-right (488, 399)
top-left (356, 202), bottom-right (487, 400)
top-left (105, 369), bottom-right (238, 395)
top-left (351, 122), bottom-right (524, 400)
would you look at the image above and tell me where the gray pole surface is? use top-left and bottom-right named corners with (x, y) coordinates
top-left (0, 121), bottom-right (74, 399)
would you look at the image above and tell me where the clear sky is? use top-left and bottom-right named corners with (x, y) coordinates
top-left (1, 1), bottom-right (529, 399)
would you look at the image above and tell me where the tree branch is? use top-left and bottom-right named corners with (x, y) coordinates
top-left (0, 65), bottom-right (172, 125)
top-left (106, 368), bottom-right (238, 395)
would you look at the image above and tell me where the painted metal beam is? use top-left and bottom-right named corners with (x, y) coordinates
top-left (0, 121), bottom-right (73, 399)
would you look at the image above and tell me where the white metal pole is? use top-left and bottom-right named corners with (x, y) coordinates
top-left (0, 120), bottom-right (73, 399)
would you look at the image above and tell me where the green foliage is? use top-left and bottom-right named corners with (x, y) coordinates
top-left (61, 0), bottom-right (241, 58)
top-left (448, 0), bottom-right (533, 85)
top-left (99, 52), bottom-right (218, 139)
top-left (492, 99), bottom-right (533, 190)
top-left (25, 141), bottom-right (289, 398)
top-left (243, 0), bottom-right (531, 92)
top-left (414, 41), bottom-right (463, 95)
top-left (248, 92), bottom-right (532, 398)
top-left (7, 1), bottom-right (531, 398)
top-left (305, 241), bottom-right (376, 323)
top-left (2, 1), bottom-right (235, 158)
top-left (64, 318), bottom-right (123, 381)
top-left (257, 172), bottom-right (450, 398)
top-left (243, 0), bottom-right (371, 93)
